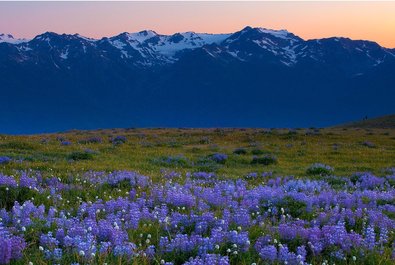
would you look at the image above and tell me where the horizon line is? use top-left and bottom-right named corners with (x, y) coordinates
top-left (3, 26), bottom-right (394, 49)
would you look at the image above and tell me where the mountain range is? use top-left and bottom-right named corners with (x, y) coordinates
top-left (1, 26), bottom-right (394, 134)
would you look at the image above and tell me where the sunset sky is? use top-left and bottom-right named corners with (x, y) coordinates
top-left (1, 1), bottom-right (395, 48)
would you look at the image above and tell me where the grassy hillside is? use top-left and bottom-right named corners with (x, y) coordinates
top-left (336, 114), bottom-right (395, 129)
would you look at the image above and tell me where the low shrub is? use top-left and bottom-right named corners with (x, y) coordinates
top-left (276, 196), bottom-right (309, 219)
top-left (199, 137), bottom-right (210, 144)
top-left (0, 141), bottom-right (36, 150)
top-left (68, 151), bottom-right (94, 161)
top-left (251, 149), bottom-right (265, 155)
top-left (362, 141), bottom-right (375, 148)
top-left (209, 153), bottom-right (228, 164)
top-left (233, 148), bottom-right (247, 155)
top-left (195, 157), bottom-right (222, 172)
top-left (78, 137), bottom-right (102, 144)
top-left (306, 163), bottom-right (334, 176)
top-left (251, 155), bottom-right (277, 165)
top-left (153, 155), bottom-right (190, 167)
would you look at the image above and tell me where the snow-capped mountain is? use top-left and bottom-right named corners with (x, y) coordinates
top-left (1, 27), bottom-right (393, 69)
top-left (0, 33), bottom-right (28, 44)
top-left (0, 26), bottom-right (394, 133)
top-left (222, 26), bottom-right (303, 65)
top-left (108, 30), bottom-right (230, 59)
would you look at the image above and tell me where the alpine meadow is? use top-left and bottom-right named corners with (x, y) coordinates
top-left (1, 1), bottom-right (395, 265)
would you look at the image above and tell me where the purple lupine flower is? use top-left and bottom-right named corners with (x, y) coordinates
top-left (60, 140), bottom-right (72, 146)
top-left (19, 173), bottom-right (39, 190)
top-left (110, 136), bottom-right (127, 145)
top-left (210, 153), bottom-right (228, 164)
top-left (145, 245), bottom-right (156, 258)
top-left (0, 174), bottom-right (17, 187)
top-left (113, 242), bottom-right (135, 257)
top-left (259, 245), bottom-right (277, 262)
top-left (245, 172), bottom-right (258, 179)
top-left (53, 248), bottom-right (63, 260)
top-left (379, 227), bottom-right (388, 245)
top-left (40, 232), bottom-right (59, 249)
top-left (364, 225), bottom-right (376, 250)
top-left (0, 226), bottom-right (26, 264)
top-left (0, 169), bottom-right (394, 264)
top-left (0, 156), bottom-right (11, 164)
top-left (297, 245), bottom-right (307, 262)
top-left (183, 254), bottom-right (230, 265)
top-left (0, 236), bottom-right (12, 264)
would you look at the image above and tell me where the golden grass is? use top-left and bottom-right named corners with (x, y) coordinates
top-left (0, 127), bottom-right (394, 179)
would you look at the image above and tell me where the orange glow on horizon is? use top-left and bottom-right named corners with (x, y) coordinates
top-left (1, 1), bottom-right (394, 48)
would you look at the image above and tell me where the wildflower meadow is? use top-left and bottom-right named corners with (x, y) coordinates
top-left (0, 128), bottom-right (394, 265)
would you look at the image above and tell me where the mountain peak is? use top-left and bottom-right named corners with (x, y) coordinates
top-left (168, 33), bottom-right (186, 43)
top-left (138, 30), bottom-right (157, 36)
top-left (0, 33), bottom-right (28, 44)
top-left (119, 30), bottom-right (159, 43)
top-left (256, 27), bottom-right (291, 38)
top-left (33, 32), bottom-right (91, 44)
top-left (73, 33), bottom-right (96, 42)
top-left (34, 31), bottom-right (60, 40)
top-left (136, 30), bottom-right (158, 39)
top-left (240, 26), bottom-right (254, 32)
top-left (225, 26), bottom-right (302, 50)
top-left (0, 33), bottom-right (14, 39)
top-left (240, 26), bottom-right (298, 41)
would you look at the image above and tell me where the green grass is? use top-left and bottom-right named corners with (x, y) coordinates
top-left (1, 127), bottom-right (394, 179)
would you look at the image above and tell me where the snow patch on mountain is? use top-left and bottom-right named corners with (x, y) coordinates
top-left (109, 31), bottom-right (230, 59)
top-left (74, 34), bottom-right (97, 42)
top-left (194, 33), bottom-right (231, 45)
top-left (105, 30), bottom-right (231, 64)
top-left (60, 49), bottom-right (69, 60)
top-left (257, 28), bottom-right (292, 40)
top-left (128, 30), bottom-right (158, 43)
top-left (149, 32), bottom-right (230, 56)
top-left (0, 33), bottom-right (28, 44)
top-left (17, 46), bottom-right (32, 52)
